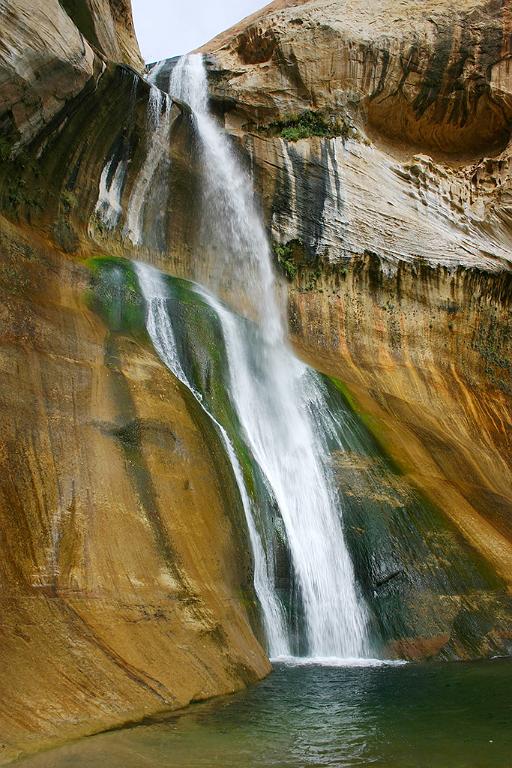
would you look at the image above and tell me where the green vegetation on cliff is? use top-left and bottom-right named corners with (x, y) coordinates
top-left (266, 111), bottom-right (360, 143)
top-left (273, 241), bottom-right (299, 280)
top-left (87, 256), bottom-right (146, 336)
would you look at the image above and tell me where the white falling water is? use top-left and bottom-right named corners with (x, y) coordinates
top-left (94, 156), bottom-right (127, 230)
top-left (147, 84), bottom-right (164, 131)
top-left (161, 54), bottom-right (369, 661)
top-left (147, 58), bottom-right (167, 90)
top-left (135, 262), bottom-right (289, 656)
top-left (124, 87), bottom-right (172, 246)
top-left (169, 55), bottom-right (280, 335)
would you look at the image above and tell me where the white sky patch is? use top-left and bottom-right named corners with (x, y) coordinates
top-left (132, 0), bottom-right (266, 63)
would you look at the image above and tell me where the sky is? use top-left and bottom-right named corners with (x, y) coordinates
top-left (131, 0), bottom-right (267, 63)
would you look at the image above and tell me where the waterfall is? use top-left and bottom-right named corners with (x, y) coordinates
top-left (124, 87), bottom-right (172, 246)
top-left (137, 53), bottom-right (370, 661)
top-left (94, 156), bottom-right (127, 230)
top-left (169, 55), bottom-right (280, 336)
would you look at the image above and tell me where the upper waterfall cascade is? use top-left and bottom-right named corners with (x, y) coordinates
top-left (125, 85), bottom-right (172, 246)
top-left (134, 54), bottom-right (370, 661)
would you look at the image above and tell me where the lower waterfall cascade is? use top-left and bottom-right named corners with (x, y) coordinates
top-left (134, 262), bottom-right (290, 658)
top-left (92, 250), bottom-right (512, 665)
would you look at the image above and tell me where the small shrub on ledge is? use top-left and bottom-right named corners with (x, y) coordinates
top-left (273, 240), bottom-right (301, 280)
top-left (263, 111), bottom-right (360, 142)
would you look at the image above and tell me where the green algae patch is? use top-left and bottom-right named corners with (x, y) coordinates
top-left (86, 256), bottom-right (147, 338)
top-left (273, 241), bottom-right (300, 281)
top-left (326, 375), bottom-right (403, 472)
top-left (275, 111), bottom-right (332, 141)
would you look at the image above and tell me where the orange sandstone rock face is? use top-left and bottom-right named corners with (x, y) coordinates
top-left (289, 258), bottom-right (512, 586)
top-left (76, 0), bottom-right (144, 71)
top-left (0, 218), bottom-right (269, 764)
top-left (203, 0), bottom-right (512, 158)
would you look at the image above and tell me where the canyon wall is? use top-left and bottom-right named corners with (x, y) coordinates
top-left (0, 2), bottom-right (268, 764)
top-left (1, 0), bottom-right (512, 762)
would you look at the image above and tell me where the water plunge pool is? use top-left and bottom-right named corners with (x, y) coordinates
top-left (16, 659), bottom-right (512, 767)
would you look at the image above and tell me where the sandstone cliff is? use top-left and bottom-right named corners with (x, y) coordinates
top-left (0, 2), bottom-right (269, 764)
top-left (0, 0), bottom-right (143, 151)
top-left (1, 0), bottom-right (512, 763)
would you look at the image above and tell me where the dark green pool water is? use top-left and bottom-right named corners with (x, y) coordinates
top-left (17, 659), bottom-right (512, 768)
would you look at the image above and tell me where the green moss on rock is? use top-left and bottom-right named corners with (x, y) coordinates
top-left (87, 256), bottom-right (147, 337)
